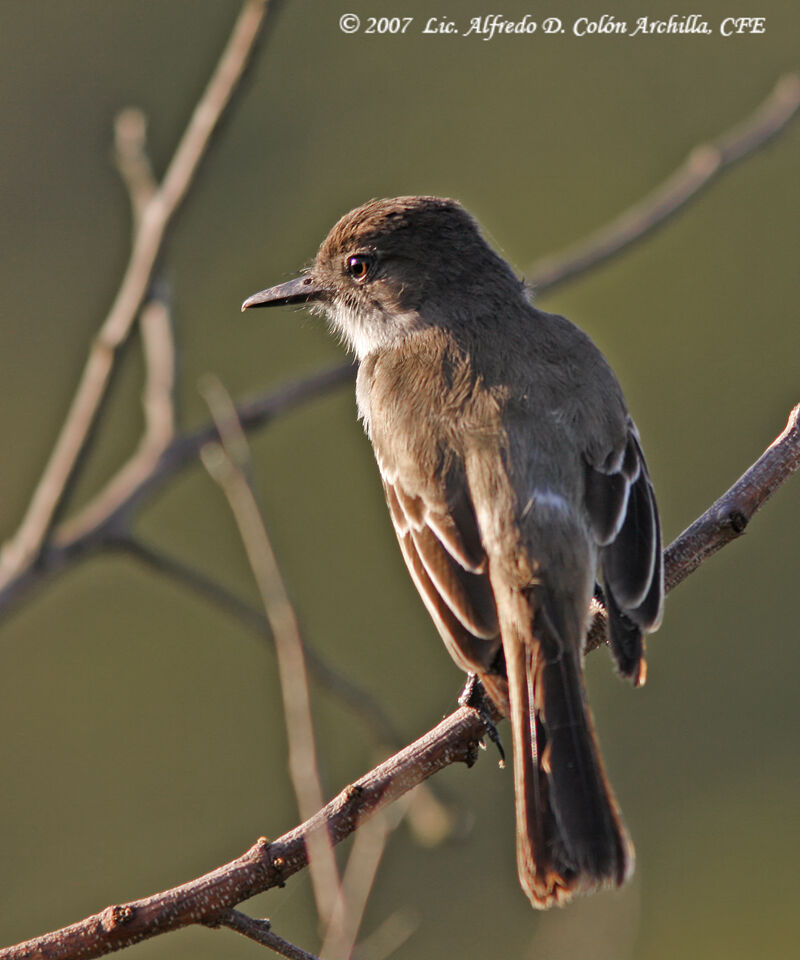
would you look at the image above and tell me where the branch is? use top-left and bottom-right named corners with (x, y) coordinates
top-left (0, 0), bottom-right (271, 580)
top-left (117, 536), bottom-right (406, 751)
top-left (114, 108), bottom-right (157, 227)
top-left (528, 72), bottom-right (800, 294)
top-left (0, 706), bottom-right (484, 960)
top-left (0, 363), bottom-right (355, 617)
top-left (212, 911), bottom-right (322, 960)
top-left (3, 75), bottom-right (797, 624)
top-left (3, 407), bottom-right (797, 960)
top-left (320, 805), bottom-right (399, 960)
top-left (663, 403), bottom-right (800, 592)
top-left (200, 377), bottom-right (341, 926)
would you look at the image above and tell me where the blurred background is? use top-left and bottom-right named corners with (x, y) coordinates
top-left (1, 1), bottom-right (798, 958)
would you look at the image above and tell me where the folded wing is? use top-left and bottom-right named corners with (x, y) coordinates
top-left (584, 421), bottom-right (664, 684)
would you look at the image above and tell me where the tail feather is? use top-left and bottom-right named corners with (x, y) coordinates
top-left (504, 595), bottom-right (633, 908)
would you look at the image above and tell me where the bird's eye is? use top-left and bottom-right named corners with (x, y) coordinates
top-left (346, 254), bottom-right (374, 282)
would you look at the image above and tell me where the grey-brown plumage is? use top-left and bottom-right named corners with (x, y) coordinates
top-left (242, 196), bottom-right (663, 908)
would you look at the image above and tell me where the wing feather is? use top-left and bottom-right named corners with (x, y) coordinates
top-left (585, 422), bottom-right (664, 683)
top-left (383, 473), bottom-right (501, 677)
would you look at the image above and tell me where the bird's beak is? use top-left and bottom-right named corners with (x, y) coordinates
top-left (241, 275), bottom-right (324, 312)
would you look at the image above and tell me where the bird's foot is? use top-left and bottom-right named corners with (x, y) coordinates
top-left (458, 673), bottom-right (506, 767)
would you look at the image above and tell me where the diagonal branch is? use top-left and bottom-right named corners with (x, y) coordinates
top-left (200, 377), bottom-right (342, 927)
top-left (2, 74), bottom-right (796, 626)
top-left (528, 72), bottom-right (800, 294)
top-left (0, 0), bottom-right (271, 581)
top-left (0, 363), bottom-right (355, 618)
top-left (663, 403), bottom-right (800, 592)
top-left (0, 705), bottom-right (483, 960)
top-left (211, 910), bottom-right (322, 960)
top-left (2, 406), bottom-right (797, 960)
top-left (118, 536), bottom-right (406, 750)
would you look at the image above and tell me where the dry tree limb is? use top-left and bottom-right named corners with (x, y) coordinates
top-left (0, 362), bottom-right (355, 616)
top-left (210, 910), bottom-right (322, 960)
top-left (0, 702), bottom-right (484, 960)
top-left (114, 108), bottom-right (157, 227)
top-left (3, 407), bottom-right (797, 960)
top-left (200, 376), bottom-right (342, 927)
top-left (320, 805), bottom-right (401, 960)
top-left (116, 535), bottom-right (407, 750)
top-left (528, 72), bottom-right (800, 294)
top-left (2, 75), bottom-right (798, 625)
top-left (664, 403), bottom-right (800, 591)
top-left (200, 380), bottom-right (410, 953)
top-left (0, 0), bottom-right (271, 581)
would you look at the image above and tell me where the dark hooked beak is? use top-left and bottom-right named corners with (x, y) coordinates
top-left (241, 275), bottom-right (324, 311)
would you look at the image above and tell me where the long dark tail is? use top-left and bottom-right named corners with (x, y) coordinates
top-left (504, 594), bottom-right (633, 909)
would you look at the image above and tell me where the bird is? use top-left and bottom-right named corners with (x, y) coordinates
top-left (242, 196), bottom-right (663, 908)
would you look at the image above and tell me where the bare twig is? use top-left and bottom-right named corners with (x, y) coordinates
top-left (119, 536), bottom-right (407, 750)
top-left (352, 911), bottom-right (418, 960)
top-left (2, 75), bottom-right (797, 627)
top-left (213, 911), bottom-right (322, 960)
top-left (3, 408), bottom-right (797, 960)
top-left (0, 363), bottom-right (355, 617)
top-left (0, 0), bottom-right (270, 580)
top-left (200, 377), bottom-right (341, 926)
top-left (114, 108), bottom-right (157, 226)
top-left (73, 292), bottom-right (178, 542)
top-left (663, 403), bottom-right (800, 592)
top-left (528, 73), bottom-right (800, 294)
top-left (0, 701), bottom-right (485, 960)
top-left (321, 804), bottom-right (402, 960)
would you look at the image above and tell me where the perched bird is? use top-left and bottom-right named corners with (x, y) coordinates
top-left (242, 196), bottom-right (663, 908)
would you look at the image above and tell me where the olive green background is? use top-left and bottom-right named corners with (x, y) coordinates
top-left (1, 2), bottom-right (798, 958)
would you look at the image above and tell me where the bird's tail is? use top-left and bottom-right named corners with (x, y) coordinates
top-left (503, 591), bottom-right (634, 909)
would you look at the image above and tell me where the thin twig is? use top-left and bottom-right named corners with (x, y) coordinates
top-left (0, 363), bottom-right (355, 617)
top-left (75, 291), bottom-right (178, 542)
top-left (529, 73), bottom-right (800, 294)
top-left (119, 536), bottom-right (406, 750)
top-left (200, 376), bottom-right (341, 927)
top-left (351, 911), bottom-right (418, 960)
top-left (2, 76), bottom-right (796, 618)
top-left (114, 108), bottom-right (157, 227)
top-left (0, 705), bottom-right (484, 960)
top-left (0, 0), bottom-right (270, 580)
top-left (3, 408), bottom-right (797, 960)
top-left (214, 911), bottom-right (322, 960)
top-left (321, 804), bottom-right (403, 960)
top-left (663, 403), bottom-right (800, 592)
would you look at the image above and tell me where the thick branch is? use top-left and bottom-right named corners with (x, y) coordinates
top-left (528, 73), bottom-right (800, 294)
top-left (3, 407), bottom-right (798, 960)
top-left (0, 707), bottom-right (484, 960)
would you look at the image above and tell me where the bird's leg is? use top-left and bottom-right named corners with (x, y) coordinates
top-left (458, 673), bottom-right (506, 767)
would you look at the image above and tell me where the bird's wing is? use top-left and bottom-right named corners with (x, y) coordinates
top-left (377, 454), bottom-right (504, 686)
top-left (584, 420), bottom-right (664, 684)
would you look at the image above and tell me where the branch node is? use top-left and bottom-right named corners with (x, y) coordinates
top-left (728, 510), bottom-right (749, 534)
top-left (100, 905), bottom-right (136, 932)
